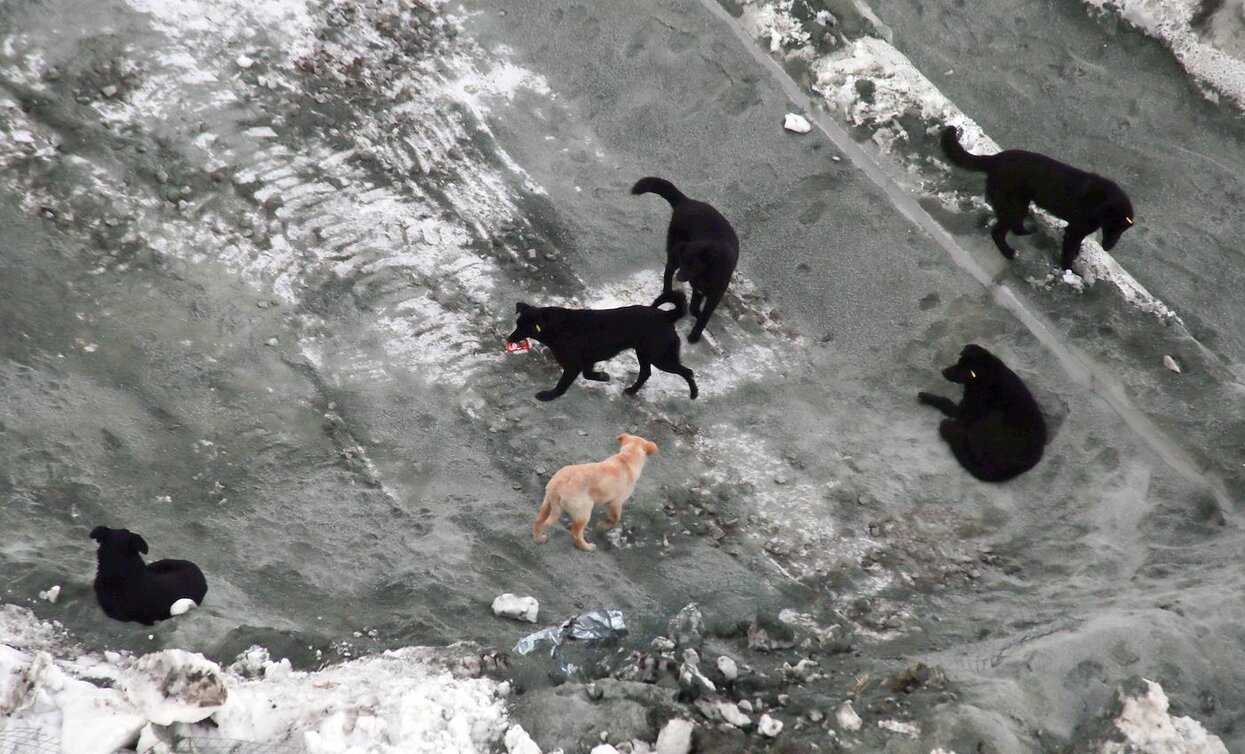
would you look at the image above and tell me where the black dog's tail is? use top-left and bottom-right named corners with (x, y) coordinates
top-left (651, 289), bottom-right (688, 322)
top-left (631, 177), bottom-right (686, 207)
top-left (940, 126), bottom-right (994, 172)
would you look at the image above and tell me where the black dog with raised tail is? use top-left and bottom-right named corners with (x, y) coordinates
top-left (941, 125), bottom-right (1134, 270)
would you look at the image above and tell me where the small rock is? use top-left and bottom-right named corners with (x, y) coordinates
top-left (236, 55), bottom-right (255, 69)
top-left (38, 585), bottom-right (61, 604)
top-left (716, 655), bottom-right (738, 681)
top-left (878, 719), bottom-right (919, 737)
top-left (738, 699), bottom-right (753, 712)
top-left (655, 718), bottom-right (693, 754)
top-left (758, 714), bottom-right (783, 737)
top-left (783, 113), bottom-right (812, 134)
top-left (491, 593), bottom-right (539, 623)
top-left (836, 701), bottom-right (862, 731)
top-left (265, 337), bottom-right (279, 347)
top-left (667, 603), bottom-right (704, 649)
top-left (100, 84), bottom-right (118, 98)
top-left (1163, 355), bottom-right (1181, 373)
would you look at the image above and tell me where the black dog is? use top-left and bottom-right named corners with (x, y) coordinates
top-left (632, 177), bottom-right (739, 343)
top-left (508, 291), bottom-right (697, 401)
top-left (90, 526), bottom-right (208, 626)
top-left (918, 344), bottom-right (1047, 482)
top-left (941, 125), bottom-right (1134, 270)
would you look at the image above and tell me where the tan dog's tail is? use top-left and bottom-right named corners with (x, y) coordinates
top-left (533, 489), bottom-right (560, 542)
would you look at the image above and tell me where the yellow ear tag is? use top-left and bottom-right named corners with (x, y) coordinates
top-left (1125, 217), bottom-right (1133, 224)
top-left (535, 324), bottom-right (541, 333)
top-left (969, 370), bottom-right (977, 379)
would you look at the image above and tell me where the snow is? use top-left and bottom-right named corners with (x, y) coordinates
top-left (783, 113), bottom-right (812, 133)
top-left (1084, 0), bottom-right (1245, 111)
top-left (492, 593), bottom-right (540, 623)
top-left (1, 605), bottom-right (513, 753)
top-left (758, 713), bottom-right (783, 737)
top-left (654, 718), bottom-right (694, 754)
top-left (836, 700), bottom-right (863, 731)
top-left (167, 598), bottom-right (197, 616)
top-left (1101, 679), bottom-right (1229, 754)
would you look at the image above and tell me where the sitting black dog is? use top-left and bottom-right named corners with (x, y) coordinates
top-left (941, 125), bottom-right (1134, 270)
top-left (918, 344), bottom-right (1047, 482)
top-left (632, 177), bottom-right (739, 343)
top-left (508, 292), bottom-right (697, 401)
top-left (90, 526), bottom-right (208, 625)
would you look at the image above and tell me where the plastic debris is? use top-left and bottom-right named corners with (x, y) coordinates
top-left (505, 339), bottom-right (530, 355)
top-left (513, 609), bottom-right (628, 676)
top-left (783, 113), bottom-right (812, 134)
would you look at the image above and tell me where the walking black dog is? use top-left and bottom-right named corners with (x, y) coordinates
top-left (632, 177), bottom-right (738, 343)
top-left (90, 526), bottom-right (208, 625)
top-left (508, 291), bottom-right (698, 401)
top-left (918, 344), bottom-right (1047, 482)
top-left (941, 125), bottom-right (1134, 270)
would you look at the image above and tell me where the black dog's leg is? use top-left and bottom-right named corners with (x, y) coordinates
top-left (939, 418), bottom-right (979, 468)
top-left (688, 290), bottom-right (723, 344)
top-left (661, 258), bottom-right (677, 296)
top-left (583, 363), bottom-right (610, 382)
top-left (654, 356), bottom-right (698, 399)
top-left (1059, 223), bottom-right (1094, 271)
top-left (918, 392), bottom-right (959, 418)
top-left (625, 357), bottom-right (652, 396)
top-left (689, 290), bottom-right (704, 317)
top-left (1012, 214), bottom-right (1036, 235)
top-left (986, 188), bottom-right (1024, 260)
top-left (536, 367), bottom-right (579, 402)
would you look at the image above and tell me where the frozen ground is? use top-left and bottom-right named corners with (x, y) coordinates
top-left (0, 0), bottom-right (1242, 751)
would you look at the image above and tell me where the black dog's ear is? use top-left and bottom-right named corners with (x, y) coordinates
top-left (516, 302), bottom-right (535, 315)
top-left (89, 526), bottom-right (109, 542)
top-left (126, 532), bottom-right (149, 556)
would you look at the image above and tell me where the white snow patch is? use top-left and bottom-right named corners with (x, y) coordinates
top-left (783, 113), bottom-right (812, 133)
top-left (168, 598), bottom-right (197, 616)
top-left (1100, 679), bottom-right (1228, 754)
top-left (878, 718), bottom-right (920, 737)
top-left (1085, 0), bottom-right (1245, 111)
top-left (492, 593), bottom-right (539, 623)
top-left (739, 0), bottom-right (814, 57)
top-left (1, 604), bottom-right (513, 753)
top-left (836, 700), bottom-right (863, 731)
top-left (37, 585), bottom-right (60, 604)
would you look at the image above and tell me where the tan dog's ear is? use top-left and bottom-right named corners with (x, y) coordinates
top-left (616, 433), bottom-right (629, 443)
top-left (645, 441), bottom-right (658, 454)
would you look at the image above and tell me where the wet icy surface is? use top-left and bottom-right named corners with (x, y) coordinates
top-left (0, 0), bottom-right (1243, 751)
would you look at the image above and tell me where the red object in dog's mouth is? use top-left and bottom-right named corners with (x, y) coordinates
top-left (505, 339), bottom-right (530, 354)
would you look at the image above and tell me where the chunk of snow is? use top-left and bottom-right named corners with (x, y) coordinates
top-left (758, 713), bottom-right (783, 737)
top-left (168, 598), bottom-right (197, 616)
top-left (836, 700), bottom-right (862, 731)
top-left (1163, 355), bottom-right (1181, 373)
top-left (505, 723), bottom-right (543, 754)
top-left (492, 593), bottom-right (539, 623)
top-left (878, 718), bottom-right (919, 737)
top-left (783, 113), bottom-right (812, 133)
top-left (655, 718), bottom-right (693, 754)
top-left (716, 655), bottom-right (738, 680)
top-left (38, 585), bottom-right (61, 603)
top-left (1102, 679), bottom-right (1228, 754)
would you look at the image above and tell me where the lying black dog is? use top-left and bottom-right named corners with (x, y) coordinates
top-left (918, 344), bottom-right (1047, 482)
top-left (941, 125), bottom-right (1134, 270)
top-left (90, 526), bottom-right (208, 626)
top-left (632, 177), bottom-right (739, 343)
top-left (508, 292), bottom-right (697, 401)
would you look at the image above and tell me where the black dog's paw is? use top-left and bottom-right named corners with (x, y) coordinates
top-left (623, 386), bottom-right (640, 396)
top-left (586, 371), bottom-right (610, 382)
top-left (687, 331), bottom-right (702, 344)
top-left (689, 387), bottom-right (699, 400)
top-left (1001, 246), bottom-right (1017, 260)
top-left (917, 391), bottom-right (940, 405)
top-left (535, 390), bottom-right (560, 402)
top-left (1014, 224), bottom-right (1036, 236)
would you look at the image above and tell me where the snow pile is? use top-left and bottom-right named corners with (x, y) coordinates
top-left (1099, 679), bottom-right (1229, 754)
top-left (0, 605), bottom-right (514, 753)
top-left (1084, 0), bottom-right (1245, 111)
top-left (738, 0), bottom-right (814, 57)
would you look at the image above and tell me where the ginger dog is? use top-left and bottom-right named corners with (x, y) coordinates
top-left (533, 434), bottom-right (659, 552)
